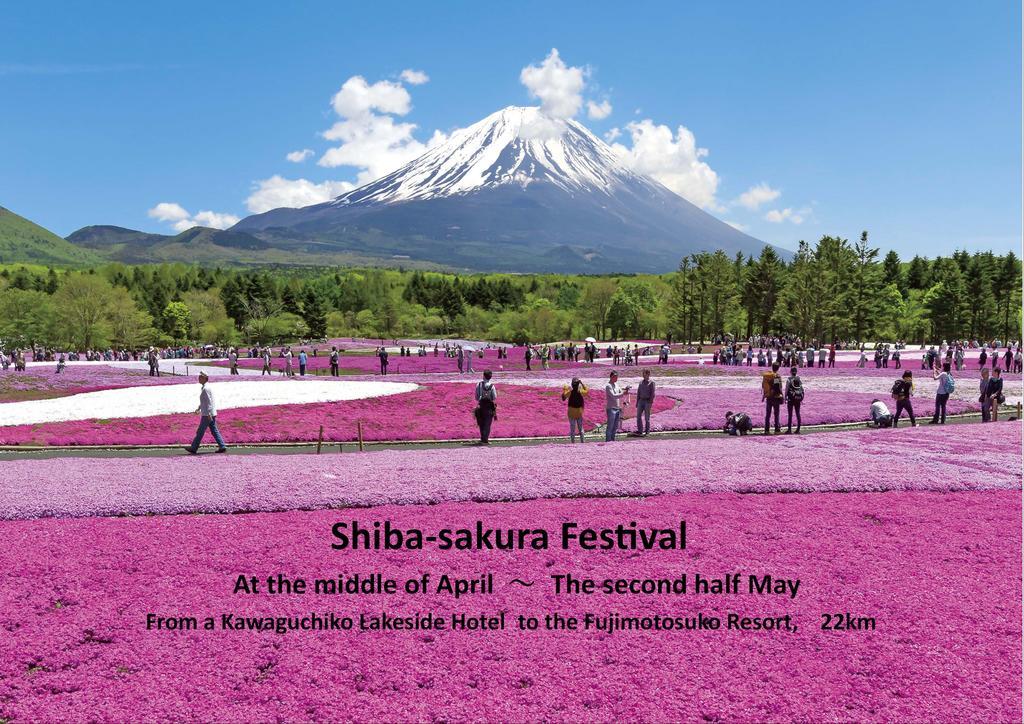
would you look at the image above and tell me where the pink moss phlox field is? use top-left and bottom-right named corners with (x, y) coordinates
top-left (0, 423), bottom-right (1018, 521)
top-left (0, 491), bottom-right (1019, 721)
top-left (0, 383), bottom-right (673, 446)
top-left (214, 346), bottom-right (584, 374)
top-left (0, 366), bottom-right (193, 401)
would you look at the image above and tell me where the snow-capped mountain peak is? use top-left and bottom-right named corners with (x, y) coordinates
top-left (331, 106), bottom-right (651, 206)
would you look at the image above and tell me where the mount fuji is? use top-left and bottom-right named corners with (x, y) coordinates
top-left (233, 106), bottom-right (776, 272)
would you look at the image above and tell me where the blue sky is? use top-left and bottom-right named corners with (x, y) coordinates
top-left (1, 1), bottom-right (1020, 257)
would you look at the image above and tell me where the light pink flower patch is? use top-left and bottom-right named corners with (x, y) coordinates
top-left (0, 365), bottom-right (193, 401)
top-left (0, 422), bottom-right (1017, 521)
top-left (0, 490), bottom-right (1018, 721)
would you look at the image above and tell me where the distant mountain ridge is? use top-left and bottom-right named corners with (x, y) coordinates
top-left (0, 207), bottom-right (101, 266)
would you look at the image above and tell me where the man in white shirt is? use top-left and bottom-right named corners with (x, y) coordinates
top-left (604, 371), bottom-right (631, 442)
top-left (869, 399), bottom-right (893, 428)
top-left (184, 371), bottom-right (228, 454)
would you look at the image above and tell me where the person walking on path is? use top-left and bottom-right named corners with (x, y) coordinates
top-left (378, 346), bottom-right (389, 376)
top-left (524, 346), bottom-right (533, 371)
top-left (229, 348), bottom-right (239, 375)
top-left (828, 344), bottom-right (836, 368)
top-left (184, 372), bottom-right (227, 454)
top-left (261, 348), bottom-right (272, 376)
top-left (284, 348), bottom-right (294, 377)
top-left (891, 370), bottom-right (918, 427)
top-left (457, 346), bottom-right (465, 373)
top-left (979, 368), bottom-right (992, 422)
top-left (329, 347), bottom-right (340, 377)
top-left (785, 366), bottom-right (804, 434)
top-left (634, 369), bottom-right (656, 436)
top-left (604, 371), bottom-right (631, 442)
top-left (298, 349), bottom-right (308, 376)
top-left (984, 367), bottom-right (1004, 421)
top-left (761, 363), bottom-right (784, 435)
top-left (474, 370), bottom-right (497, 444)
top-left (561, 377), bottom-right (588, 443)
top-left (465, 348), bottom-right (474, 374)
top-left (930, 362), bottom-right (954, 424)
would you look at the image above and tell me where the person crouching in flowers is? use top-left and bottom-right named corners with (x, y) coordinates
top-left (890, 370), bottom-right (918, 427)
top-left (562, 377), bottom-right (588, 442)
top-left (724, 411), bottom-right (753, 436)
top-left (184, 371), bottom-right (227, 454)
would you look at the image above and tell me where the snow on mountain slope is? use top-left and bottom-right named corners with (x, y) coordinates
top-left (332, 106), bottom-right (657, 205)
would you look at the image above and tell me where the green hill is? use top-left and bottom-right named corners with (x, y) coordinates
top-left (0, 206), bottom-right (101, 266)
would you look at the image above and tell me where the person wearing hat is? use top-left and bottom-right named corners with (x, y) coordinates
top-left (184, 371), bottom-right (228, 454)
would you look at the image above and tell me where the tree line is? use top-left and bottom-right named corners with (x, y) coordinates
top-left (0, 234), bottom-right (1019, 350)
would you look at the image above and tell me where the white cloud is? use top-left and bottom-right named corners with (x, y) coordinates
top-left (245, 175), bottom-right (357, 213)
top-left (400, 68), bottom-right (429, 85)
top-left (734, 182), bottom-right (781, 210)
top-left (319, 115), bottom-right (447, 185)
top-left (587, 99), bottom-right (612, 120)
top-left (520, 48), bottom-right (586, 119)
top-left (330, 75), bottom-right (411, 118)
top-left (313, 75), bottom-right (448, 186)
top-left (765, 207), bottom-right (810, 224)
top-left (148, 202), bottom-right (238, 232)
top-left (147, 202), bottom-right (190, 224)
top-left (604, 127), bottom-right (621, 142)
top-left (609, 119), bottom-right (720, 210)
top-left (192, 210), bottom-right (240, 229)
top-left (285, 148), bottom-right (314, 163)
top-left (517, 113), bottom-right (567, 141)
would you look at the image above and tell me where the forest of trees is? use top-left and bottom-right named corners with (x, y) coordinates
top-left (0, 233), bottom-right (1019, 350)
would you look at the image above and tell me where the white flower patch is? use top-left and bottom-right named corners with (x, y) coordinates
top-left (0, 380), bottom-right (417, 426)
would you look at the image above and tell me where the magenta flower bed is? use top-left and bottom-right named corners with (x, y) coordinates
top-left (0, 366), bottom-right (190, 402)
top-left (0, 383), bottom-right (674, 446)
top-left (0, 490), bottom-right (1018, 721)
top-left (212, 346), bottom-right (583, 375)
top-left (1, 422), bottom-right (1017, 521)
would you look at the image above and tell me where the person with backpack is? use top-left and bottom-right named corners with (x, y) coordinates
top-left (761, 363), bottom-right (784, 435)
top-left (724, 411), bottom-right (754, 436)
top-left (785, 366), bottom-right (804, 434)
top-left (891, 370), bottom-right (918, 427)
top-left (561, 377), bottom-right (589, 443)
top-left (474, 370), bottom-right (497, 444)
top-left (930, 362), bottom-right (955, 424)
top-left (329, 347), bottom-right (340, 376)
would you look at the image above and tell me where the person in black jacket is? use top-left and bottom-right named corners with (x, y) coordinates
top-left (985, 367), bottom-right (1004, 421)
top-left (785, 366), bottom-right (804, 434)
top-left (891, 371), bottom-right (918, 427)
